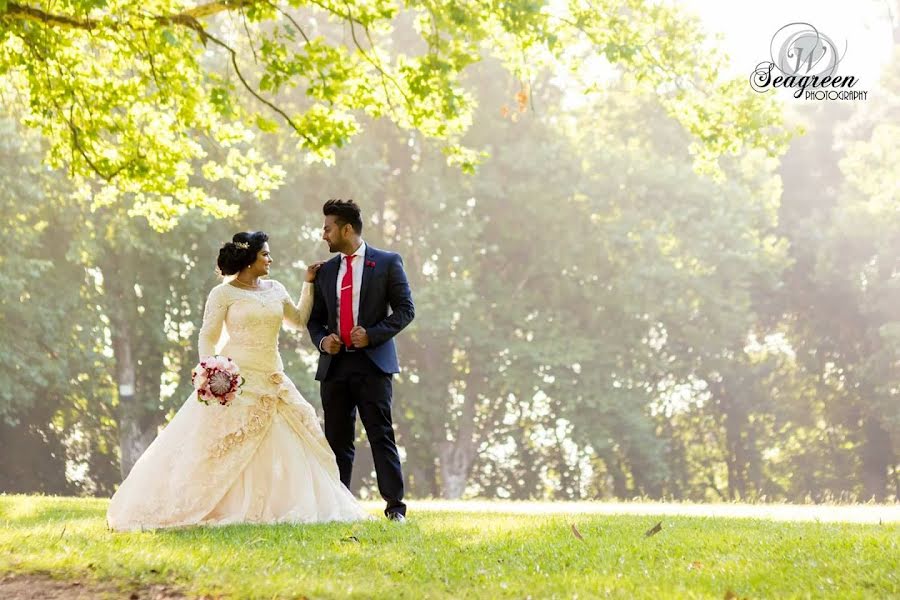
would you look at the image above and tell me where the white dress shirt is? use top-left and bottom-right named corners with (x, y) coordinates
top-left (336, 239), bottom-right (366, 330)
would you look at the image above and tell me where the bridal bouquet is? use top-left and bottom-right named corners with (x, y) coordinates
top-left (192, 356), bottom-right (244, 406)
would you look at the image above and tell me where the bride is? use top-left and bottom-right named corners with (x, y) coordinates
top-left (107, 231), bottom-right (370, 531)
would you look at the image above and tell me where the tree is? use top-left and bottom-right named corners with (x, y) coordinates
top-left (0, 118), bottom-right (119, 493)
top-left (1, 0), bottom-right (788, 229)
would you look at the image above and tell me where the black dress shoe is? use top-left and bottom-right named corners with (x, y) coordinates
top-left (387, 512), bottom-right (407, 523)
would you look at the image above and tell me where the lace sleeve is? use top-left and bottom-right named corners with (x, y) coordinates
top-left (282, 281), bottom-right (314, 330)
top-left (198, 285), bottom-right (229, 358)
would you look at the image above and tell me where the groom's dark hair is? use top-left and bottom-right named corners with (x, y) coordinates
top-left (323, 199), bottom-right (363, 234)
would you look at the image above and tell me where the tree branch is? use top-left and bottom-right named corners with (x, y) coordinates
top-left (261, 0), bottom-right (333, 100)
top-left (2, 1), bottom-right (256, 32)
top-left (202, 30), bottom-right (315, 146)
top-left (342, 1), bottom-right (411, 112)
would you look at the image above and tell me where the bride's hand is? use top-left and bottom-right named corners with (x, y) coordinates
top-left (305, 261), bottom-right (326, 282)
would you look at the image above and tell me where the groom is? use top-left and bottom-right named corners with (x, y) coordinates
top-left (307, 199), bottom-right (415, 521)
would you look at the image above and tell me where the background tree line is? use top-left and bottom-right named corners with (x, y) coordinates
top-left (0, 2), bottom-right (897, 502)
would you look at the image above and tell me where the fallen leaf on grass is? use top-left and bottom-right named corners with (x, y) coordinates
top-left (688, 561), bottom-right (703, 571)
top-left (724, 590), bottom-right (749, 600)
top-left (571, 524), bottom-right (585, 541)
top-left (644, 521), bottom-right (662, 537)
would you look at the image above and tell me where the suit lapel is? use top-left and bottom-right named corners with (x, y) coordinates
top-left (323, 255), bottom-right (341, 329)
top-left (358, 244), bottom-right (376, 314)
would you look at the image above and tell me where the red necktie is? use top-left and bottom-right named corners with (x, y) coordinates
top-left (339, 255), bottom-right (354, 347)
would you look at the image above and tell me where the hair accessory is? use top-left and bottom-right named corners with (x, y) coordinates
top-left (234, 242), bottom-right (250, 249)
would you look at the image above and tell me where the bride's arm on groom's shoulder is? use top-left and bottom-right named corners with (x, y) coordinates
top-left (198, 285), bottom-right (228, 358)
top-left (365, 253), bottom-right (415, 347)
top-left (281, 280), bottom-right (314, 330)
top-left (283, 261), bottom-right (325, 331)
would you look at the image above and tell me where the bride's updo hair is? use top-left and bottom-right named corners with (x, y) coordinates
top-left (217, 231), bottom-right (269, 276)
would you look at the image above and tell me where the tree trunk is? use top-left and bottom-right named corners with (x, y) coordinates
top-left (717, 379), bottom-right (747, 501)
top-left (438, 389), bottom-right (478, 499)
top-left (438, 442), bottom-right (472, 499)
top-left (860, 416), bottom-right (893, 501)
top-left (596, 449), bottom-right (629, 498)
top-left (111, 315), bottom-right (157, 479)
top-left (106, 255), bottom-right (166, 479)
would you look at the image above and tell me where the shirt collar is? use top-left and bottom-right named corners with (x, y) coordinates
top-left (341, 239), bottom-right (366, 260)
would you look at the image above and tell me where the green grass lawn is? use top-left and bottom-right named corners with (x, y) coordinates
top-left (0, 494), bottom-right (897, 599)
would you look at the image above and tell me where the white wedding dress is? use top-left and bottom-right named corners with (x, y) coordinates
top-left (107, 280), bottom-right (370, 531)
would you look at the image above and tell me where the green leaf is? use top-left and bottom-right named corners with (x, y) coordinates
top-left (255, 115), bottom-right (279, 134)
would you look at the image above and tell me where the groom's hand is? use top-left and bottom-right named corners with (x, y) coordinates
top-left (350, 326), bottom-right (369, 348)
top-left (321, 333), bottom-right (342, 355)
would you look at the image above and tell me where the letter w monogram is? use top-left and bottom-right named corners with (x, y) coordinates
top-left (793, 44), bottom-right (825, 74)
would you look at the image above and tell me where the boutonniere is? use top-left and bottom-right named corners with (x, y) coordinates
top-left (365, 260), bottom-right (376, 267)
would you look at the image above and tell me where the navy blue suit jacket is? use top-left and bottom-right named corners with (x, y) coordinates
top-left (307, 244), bottom-right (415, 380)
